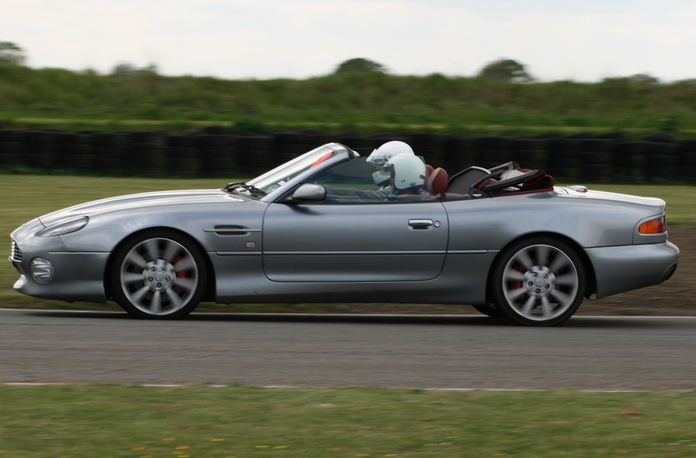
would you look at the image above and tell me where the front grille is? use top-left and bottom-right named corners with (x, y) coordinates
top-left (10, 240), bottom-right (22, 262)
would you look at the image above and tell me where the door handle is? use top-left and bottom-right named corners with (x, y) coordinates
top-left (408, 219), bottom-right (434, 229)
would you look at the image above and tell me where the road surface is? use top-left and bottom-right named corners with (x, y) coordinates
top-left (1, 309), bottom-right (695, 390)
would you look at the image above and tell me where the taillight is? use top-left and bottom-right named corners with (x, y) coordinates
top-left (639, 216), bottom-right (666, 234)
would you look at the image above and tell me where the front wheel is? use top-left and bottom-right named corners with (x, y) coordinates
top-left (110, 230), bottom-right (208, 319)
top-left (490, 238), bottom-right (586, 326)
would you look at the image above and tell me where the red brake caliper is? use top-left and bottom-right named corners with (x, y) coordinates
top-left (173, 255), bottom-right (187, 292)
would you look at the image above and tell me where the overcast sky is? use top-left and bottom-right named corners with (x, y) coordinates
top-left (3, 0), bottom-right (694, 82)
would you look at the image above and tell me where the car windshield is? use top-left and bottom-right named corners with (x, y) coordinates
top-left (246, 144), bottom-right (348, 194)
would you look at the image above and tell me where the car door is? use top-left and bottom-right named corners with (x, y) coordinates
top-left (262, 200), bottom-right (448, 282)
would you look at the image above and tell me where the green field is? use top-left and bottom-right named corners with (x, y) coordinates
top-left (3, 63), bottom-right (696, 457)
top-left (2, 384), bottom-right (696, 457)
top-left (1, 63), bottom-right (696, 137)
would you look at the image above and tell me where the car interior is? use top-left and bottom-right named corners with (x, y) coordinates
top-left (430, 161), bottom-right (556, 201)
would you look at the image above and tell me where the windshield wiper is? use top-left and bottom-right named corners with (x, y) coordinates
top-left (224, 181), bottom-right (266, 197)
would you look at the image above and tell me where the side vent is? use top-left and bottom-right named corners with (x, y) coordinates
top-left (204, 226), bottom-right (261, 236)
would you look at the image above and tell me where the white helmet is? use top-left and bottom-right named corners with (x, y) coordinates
top-left (366, 141), bottom-right (415, 166)
top-left (367, 141), bottom-right (415, 186)
top-left (384, 155), bottom-right (426, 190)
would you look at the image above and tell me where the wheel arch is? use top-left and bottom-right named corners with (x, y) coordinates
top-left (485, 231), bottom-right (597, 302)
top-left (103, 226), bottom-right (216, 302)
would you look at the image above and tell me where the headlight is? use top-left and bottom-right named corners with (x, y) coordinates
top-left (36, 216), bottom-right (89, 237)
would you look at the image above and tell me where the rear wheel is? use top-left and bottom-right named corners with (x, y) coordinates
top-left (491, 238), bottom-right (585, 326)
top-left (111, 230), bottom-right (207, 319)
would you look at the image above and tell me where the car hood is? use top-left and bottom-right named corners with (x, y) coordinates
top-left (38, 189), bottom-right (247, 226)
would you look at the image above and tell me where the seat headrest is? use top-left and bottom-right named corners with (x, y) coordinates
top-left (427, 167), bottom-right (448, 195)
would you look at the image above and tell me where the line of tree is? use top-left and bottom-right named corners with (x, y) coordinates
top-left (3, 41), bottom-right (685, 86)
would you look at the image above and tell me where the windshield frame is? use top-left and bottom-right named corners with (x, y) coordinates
top-left (246, 143), bottom-right (358, 202)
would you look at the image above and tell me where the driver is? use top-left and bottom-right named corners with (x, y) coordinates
top-left (366, 141), bottom-right (416, 188)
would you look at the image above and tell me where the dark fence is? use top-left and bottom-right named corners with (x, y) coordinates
top-left (1, 127), bottom-right (695, 183)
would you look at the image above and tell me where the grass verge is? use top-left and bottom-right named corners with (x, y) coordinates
top-left (1, 385), bottom-right (696, 457)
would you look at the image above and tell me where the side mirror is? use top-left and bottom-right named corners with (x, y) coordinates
top-left (291, 183), bottom-right (326, 202)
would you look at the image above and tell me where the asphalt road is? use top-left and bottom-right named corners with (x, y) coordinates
top-left (1, 309), bottom-right (695, 390)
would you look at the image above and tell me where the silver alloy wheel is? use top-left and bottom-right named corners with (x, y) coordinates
top-left (500, 243), bottom-right (580, 322)
top-left (119, 237), bottom-right (200, 316)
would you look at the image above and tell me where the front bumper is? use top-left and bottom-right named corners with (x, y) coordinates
top-left (587, 241), bottom-right (679, 298)
top-left (11, 251), bottom-right (110, 303)
top-left (10, 218), bottom-right (109, 303)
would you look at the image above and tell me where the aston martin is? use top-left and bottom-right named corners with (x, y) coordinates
top-left (9, 142), bottom-right (679, 325)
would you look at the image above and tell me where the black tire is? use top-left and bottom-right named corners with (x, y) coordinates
top-left (490, 238), bottom-right (586, 326)
top-left (110, 230), bottom-right (208, 319)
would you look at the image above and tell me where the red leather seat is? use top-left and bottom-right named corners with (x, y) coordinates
top-left (426, 167), bottom-right (448, 197)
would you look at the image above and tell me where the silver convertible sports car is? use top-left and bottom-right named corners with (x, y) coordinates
top-left (10, 142), bottom-right (679, 326)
